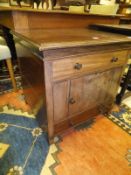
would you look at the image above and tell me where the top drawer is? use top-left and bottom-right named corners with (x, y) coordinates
top-left (52, 50), bottom-right (128, 81)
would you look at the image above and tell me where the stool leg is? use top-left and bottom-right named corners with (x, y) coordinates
top-left (5, 58), bottom-right (17, 92)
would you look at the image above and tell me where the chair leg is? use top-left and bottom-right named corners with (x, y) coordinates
top-left (5, 58), bottom-right (17, 92)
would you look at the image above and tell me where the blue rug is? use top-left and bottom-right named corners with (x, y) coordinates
top-left (0, 77), bottom-right (21, 94)
top-left (108, 104), bottom-right (131, 135)
top-left (0, 113), bottom-right (49, 175)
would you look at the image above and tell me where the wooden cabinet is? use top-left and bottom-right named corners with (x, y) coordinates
top-left (14, 28), bottom-right (131, 143)
top-left (49, 47), bottom-right (130, 138)
top-left (16, 44), bottom-right (130, 142)
top-left (17, 45), bottom-right (129, 142)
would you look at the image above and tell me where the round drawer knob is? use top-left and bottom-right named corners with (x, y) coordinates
top-left (111, 57), bottom-right (118, 62)
top-left (114, 57), bottom-right (118, 62)
top-left (74, 63), bottom-right (82, 70)
top-left (69, 98), bottom-right (76, 104)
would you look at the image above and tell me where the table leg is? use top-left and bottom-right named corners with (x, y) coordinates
top-left (116, 64), bottom-right (131, 105)
top-left (1, 26), bottom-right (17, 61)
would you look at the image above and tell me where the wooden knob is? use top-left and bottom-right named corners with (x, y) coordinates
top-left (69, 98), bottom-right (76, 104)
top-left (111, 57), bottom-right (118, 62)
top-left (111, 58), bottom-right (114, 62)
top-left (114, 57), bottom-right (118, 62)
top-left (74, 63), bottom-right (82, 70)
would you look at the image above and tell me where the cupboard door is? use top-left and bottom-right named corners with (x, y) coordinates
top-left (53, 80), bottom-right (70, 124)
top-left (69, 68), bottom-right (122, 116)
top-left (69, 73), bottom-right (106, 116)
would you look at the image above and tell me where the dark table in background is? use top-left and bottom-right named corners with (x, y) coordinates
top-left (90, 24), bottom-right (131, 105)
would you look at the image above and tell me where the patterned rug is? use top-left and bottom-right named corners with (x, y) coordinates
top-left (108, 104), bottom-right (131, 135)
top-left (53, 115), bottom-right (131, 175)
top-left (0, 113), bottom-right (49, 175)
top-left (0, 77), bottom-right (21, 95)
top-left (0, 88), bottom-right (130, 175)
top-left (50, 104), bottom-right (131, 175)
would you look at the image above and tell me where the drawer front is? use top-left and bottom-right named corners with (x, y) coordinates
top-left (52, 50), bottom-right (128, 81)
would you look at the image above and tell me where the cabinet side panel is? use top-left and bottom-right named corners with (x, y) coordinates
top-left (16, 43), bottom-right (45, 112)
top-left (44, 61), bottom-right (54, 142)
top-left (104, 67), bottom-right (123, 108)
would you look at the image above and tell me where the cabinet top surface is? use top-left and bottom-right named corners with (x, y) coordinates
top-left (13, 28), bottom-right (131, 51)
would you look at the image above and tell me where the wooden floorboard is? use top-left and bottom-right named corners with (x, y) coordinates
top-left (55, 115), bottom-right (131, 175)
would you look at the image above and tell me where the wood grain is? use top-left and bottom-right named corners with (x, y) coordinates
top-left (0, 8), bottom-right (121, 31)
top-left (11, 28), bottom-right (131, 51)
top-left (51, 67), bottom-right (125, 136)
top-left (44, 60), bottom-right (54, 142)
top-left (52, 50), bottom-right (128, 81)
top-left (68, 71), bottom-right (111, 116)
top-left (44, 44), bottom-right (131, 60)
top-left (54, 107), bottom-right (99, 134)
top-left (12, 11), bottom-right (29, 30)
top-left (27, 12), bottom-right (120, 29)
top-left (17, 43), bottom-right (45, 109)
top-left (53, 81), bottom-right (70, 124)
top-left (0, 11), bottom-right (14, 29)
